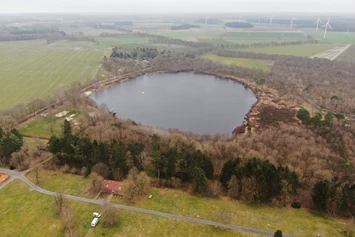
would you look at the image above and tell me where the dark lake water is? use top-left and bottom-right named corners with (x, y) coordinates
top-left (90, 72), bottom-right (257, 134)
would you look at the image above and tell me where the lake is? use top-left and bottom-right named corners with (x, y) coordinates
top-left (90, 72), bottom-right (257, 134)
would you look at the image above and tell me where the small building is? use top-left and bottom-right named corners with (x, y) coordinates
top-left (102, 180), bottom-right (122, 195)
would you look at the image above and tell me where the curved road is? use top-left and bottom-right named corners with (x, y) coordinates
top-left (0, 168), bottom-right (294, 237)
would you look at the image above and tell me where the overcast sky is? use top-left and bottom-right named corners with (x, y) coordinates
top-left (1, 0), bottom-right (354, 13)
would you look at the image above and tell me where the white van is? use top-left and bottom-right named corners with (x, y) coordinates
top-left (91, 217), bottom-right (99, 227)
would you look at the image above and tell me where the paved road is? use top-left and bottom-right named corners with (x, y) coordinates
top-left (0, 168), bottom-right (294, 237)
top-left (311, 44), bottom-right (351, 61)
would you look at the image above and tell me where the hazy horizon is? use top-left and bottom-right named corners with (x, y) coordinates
top-left (1, 0), bottom-right (354, 14)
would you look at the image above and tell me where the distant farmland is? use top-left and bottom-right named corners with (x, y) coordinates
top-left (304, 29), bottom-right (355, 44)
top-left (244, 44), bottom-right (338, 57)
top-left (202, 54), bottom-right (274, 71)
top-left (224, 31), bottom-right (307, 39)
top-left (0, 40), bottom-right (105, 110)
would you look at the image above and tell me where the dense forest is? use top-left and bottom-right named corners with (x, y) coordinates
top-left (225, 22), bottom-right (254, 28)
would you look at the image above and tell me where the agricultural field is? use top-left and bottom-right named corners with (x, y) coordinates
top-left (201, 54), bottom-right (274, 71)
top-left (20, 169), bottom-right (355, 237)
top-left (96, 36), bottom-right (150, 49)
top-left (244, 44), bottom-right (338, 57)
top-left (224, 31), bottom-right (307, 39)
top-left (60, 26), bottom-right (125, 36)
top-left (149, 25), bottom-right (225, 39)
top-left (0, 180), bottom-right (258, 237)
top-left (336, 44), bottom-right (355, 62)
top-left (220, 30), bottom-right (307, 45)
top-left (304, 28), bottom-right (355, 44)
top-left (0, 40), bottom-right (105, 110)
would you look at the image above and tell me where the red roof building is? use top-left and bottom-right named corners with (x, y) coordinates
top-left (102, 180), bottom-right (123, 195)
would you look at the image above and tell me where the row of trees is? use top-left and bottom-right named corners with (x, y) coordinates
top-left (225, 22), bottom-right (254, 28)
top-left (111, 47), bottom-right (158, 60)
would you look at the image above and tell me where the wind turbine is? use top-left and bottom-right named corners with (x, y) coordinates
top-left (290, 17), bottom-right (296, 28)
top-left (238, 16), bottom-right (244, 22)
top-left (321, 18), bottom-right (333, 38)
top-left (270, 16), bottom-right (274, 26)
top-left (314, 17), bottom-right (323, 31)
top-left (258, 16), bottom-right (261, 23)
top-left (205, 16), bottom-right (209, 25)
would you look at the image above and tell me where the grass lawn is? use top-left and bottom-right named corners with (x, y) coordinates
top-left (24, 170), bottom-right (354, 237)
top-left (0, 180), bottom-right (257, 237)
top-left (26, 169), bottom-right (95, 198)
top-left (0, 40), bottom-right (105, 110)
top-left (19, 114), bottom-right (66, 138)
top-left (202, 54), bottom-right (274, 71)
top-left (244, 44), bottom-right (338, 57)
top-left (18, 110), bottom-right (79, 138)
top-left (112, 188), bottom-right (355, 237)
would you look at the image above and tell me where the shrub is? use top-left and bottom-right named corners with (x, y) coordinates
top-left (274, 230), bottom-right (283, 237)
top-left (171, 177), bottom-right (182, 188)
top-left (9, 165), bottom-right (16, 170)
top-left (291, 201), bottom-right (301, 209)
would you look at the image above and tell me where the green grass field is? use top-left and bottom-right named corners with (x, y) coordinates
top-left (304, 28), bottom-right (355, 44)
top-left (112, 188), bottom-right (355, 237)
top-left (18, 111), bottom-right (78, 138)
top-left (0, 40), bottom-right (104, 110)
top-left (26, 169), bottom-right (94, 198)
top-left (225, 38), bottom-right (307, 45)
top-left (0, 180), bottom-right (258, 237)
top-left (20, 169), bottom-right (355, 237)
top-left (202, 54), bottom-right (274, 71)
top-left (244, 44), bottom-right (338, 57)
top-left (224, 31), bottom-right (307, 40)
top-left (96, 36), bottom-right (150, 49)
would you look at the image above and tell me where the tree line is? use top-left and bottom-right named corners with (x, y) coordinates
top-left (225, 22), bottom-right (254, 28)
top-left (111, 47), bottom-right (158, 60)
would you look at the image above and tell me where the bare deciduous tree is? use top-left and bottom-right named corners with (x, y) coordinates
top-left (102, 202), bottom-right (120, 228)
top-left (60, 207), bottom-right (77, 237)
top-left (54, 192), bottom-right (64, 215)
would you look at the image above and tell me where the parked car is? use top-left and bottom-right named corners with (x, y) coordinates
top-left (91, 217), bottom-right (99, 227)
